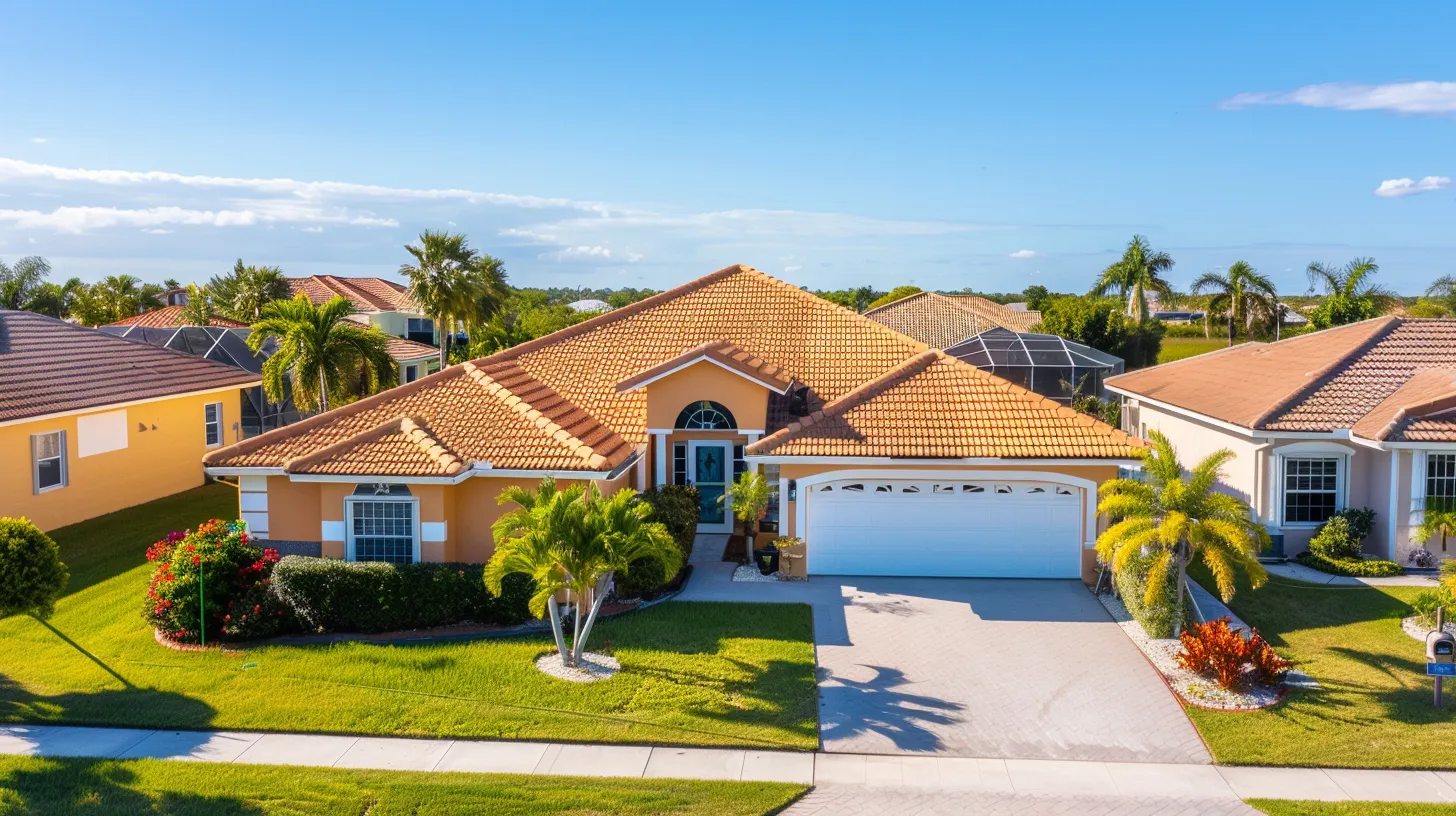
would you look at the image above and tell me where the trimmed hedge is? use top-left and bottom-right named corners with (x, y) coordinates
top-left (271, 557), bottom-right (533, 634)
top-left (1295, 551), bottom-right (1404, 578)
top-left (1114, 553), bottom-right (1181, 639)
top-left (621, 485), bottom-right (700, 599)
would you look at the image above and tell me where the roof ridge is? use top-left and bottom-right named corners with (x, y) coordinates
top-left (462, 360), bottom-right (617, 469)
top-left (2, 310), bottom-right (255, 376)
top-left (1359, 370), bottom-right (1456, 442)
top-left (281, 415), bottom-right (465, 475)
top-left (1250, 315), bottom-right (1403, 428)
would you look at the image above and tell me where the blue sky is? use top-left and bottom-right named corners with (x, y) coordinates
top-left (2, 1), bottom-right (1454, 295)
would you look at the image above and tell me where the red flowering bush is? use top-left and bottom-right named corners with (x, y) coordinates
top-left (1176, 616), bottom-right (1290, 690)
top-left (143, 519), bottom-right (291, 643)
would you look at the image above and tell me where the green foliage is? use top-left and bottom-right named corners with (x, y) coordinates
top-left (248, 294), bottom-right (400, 412)
top-left (0, 256), bottom-right (52, 311)
top-left (68, 274), bottom-right (167, 326)
top-left (639, 484), bottom-right (701, 560)
top-left (142, 520), bottom-right (288, 643)
top-left (866, 285), bottom-right (922, 310)
top-left (613, 556), bottom-right (669, 600)
top-left (1022, 284), bottom-right (1053, 312)
top-left (1072, 394), bottom-right (1121, 427)
top-left (208, 259), bottom-right (290, 323)
top-left (270, 557), bottom-right (533, 633)
top-left (727, 471), bottom-right (771, 527)
top-left (1411, 585), bottom-right (1456, 628)
top-left (1295, 552), bottom-right (1404, 577)
top-left (1413, 507), bottom-right (1456, 552)
top-left (175, 283), bottom-right (217, 327)
top-left (1333, 507), bottom-right (1376, 543)
top-left (1306, 257), bottom-right (1396, 328)
top-left (0, 517), bottom-right (69, 620)
top-left (815, 286), bottom-right (882, 312)
top-left (1309, 516), bottom-right (1360, 560)
top-left (1090, 234), bottom-right (1175, 323)
top-left (399, 230), bottom-right (509, 366)
top-left (1036, 295), bottom-right (1163, 367)
top-left (1191, 260), bottom-right (1279, 344)
top-left (1114, 550), bottom-right (1179, 638)
top-left (1407, 298), bottom-right (1450, 318)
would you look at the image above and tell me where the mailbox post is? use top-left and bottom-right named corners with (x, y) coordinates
top-left (1427, 607), bottom-right (1455, 707)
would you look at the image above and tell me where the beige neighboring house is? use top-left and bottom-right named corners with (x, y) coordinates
top-left (1106, 317), bottom-right (1456, 564)
top-left (287, 275), bottom-right (436, 345)
top-left (865, 291), bottom-right (1042, 348)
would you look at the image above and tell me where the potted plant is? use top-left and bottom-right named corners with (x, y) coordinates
top-left (726, 471), bottom-right (774, 572)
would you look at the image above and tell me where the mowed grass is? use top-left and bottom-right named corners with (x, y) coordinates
top-left (1187, 571), bottom-right (1453, 768)
top-left (0, 486), bottom-right (818, 749)
top-left (0, 755), bottom-right (807, 816)
top-left (1157, 336), bottom-right (1229, 364)
top-left (1251, 801), bottom-right (1456, 816)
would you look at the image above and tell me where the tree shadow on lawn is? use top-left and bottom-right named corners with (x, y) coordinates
top-left (0, 756), bottom-right (265, 816)
top-left (1196, 571), bottom-right (1414, 648)
top-left (1326, 646), bottom-right (1456, 724)
top-left (0, 668), bottom-right (218, 733)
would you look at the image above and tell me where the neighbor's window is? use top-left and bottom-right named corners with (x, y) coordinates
top-left (32, 430), bottom-right (67, 493)
top-left (1284, 458), bottom-right (1339, 524)
top-left (204, 402), bottom-right (223, 447)
top-left (405, 364), bottom-right (419, 383)
top-left (1428, 454), bottom-right (1456, 511)
top-left (347, 484), bottom-right (416, 564)
top-left (406, 317), bottom-right (435, 343)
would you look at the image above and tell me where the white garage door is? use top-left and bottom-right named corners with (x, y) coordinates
top-left (806, 477), bottom-right (1083, 578)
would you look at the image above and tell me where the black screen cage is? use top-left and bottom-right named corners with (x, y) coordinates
top-left (944, 327), bottom-right (1125, 403)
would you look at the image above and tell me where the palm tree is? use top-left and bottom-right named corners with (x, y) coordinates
top-left (726, 471), bottom-right (772, 557)
top-left (0, 256), bottom-right (51, 310)
top-left (1190, 261), bottom-right (1279, 346)
top-left (1305, 257), bottom-right (1397, 328)
top-left (1425, 275), bottom-right (1456, 317)
top-left (400, 231), bottom-right (507, 368)
top-left (91, 274), bottom-right (164, 322)
top-left (1414, 507), bottom-right (1456, 553)
top-left (176, 284), bottom-right (216, 326)
top-left (1091, 235), bottom-right (1175, 323)
top-left (210, 260), bottom-right (291, 323)
top-left (248, 294), bottom-right (398, 413)
top-left (1096, 430), bottom-right (1269, 637)
top-left (487, 479), bottom-right (680, 668)
top-left (851, 286), bottom-right (878, 313)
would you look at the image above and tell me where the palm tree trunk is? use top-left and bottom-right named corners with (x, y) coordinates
top-left (318, 368), bottom-right (329, 414)
top-left (1227, 313), bottom-right (1235, 347)
top-left (573, 572), bottom-right (613, 666)
top-left (570, 592), bottom-right (584, 668)
top-left (438, 313), bottom-right (449, 369)
top-left (546, 595), bottom-right (569, 664)
top-left (1174, 540), bottom-right (1190, 638)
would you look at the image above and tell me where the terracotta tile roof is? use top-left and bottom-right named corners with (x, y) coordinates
top-left (747, 350), bottom-right (1141, 459)
top-left (865, 292), bottom-right (1040, 348)
top-left (208, 265), bottom-right (1131, 475)
top-left (288, 416), bottom-right (466, 476)
top-left (1105, 317), bottom-right (1397, 428)
top-left (1350, 369), bottom-right (1456, 442)
top-left (616, 340), bottom-right (793, 393)
top-left (287, 276), bottom-right (417, 313)
top-left (105, 306), bottom-right (248, 329)
top-left (384, 336), bottom-right (439, 362)
top-left (0, 310), bottom-right (261, 423)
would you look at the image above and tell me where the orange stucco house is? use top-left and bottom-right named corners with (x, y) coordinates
top-left (203, 265), bottom-right (1140, 581)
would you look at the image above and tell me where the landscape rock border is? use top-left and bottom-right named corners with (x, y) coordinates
top-left (1402, 616), bottom-right (1456, 642)
top-left (535, 651), bottom-right (621, 683)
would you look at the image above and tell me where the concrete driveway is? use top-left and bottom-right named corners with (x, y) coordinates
top-left (680, 567), bottom-right (1210, 764)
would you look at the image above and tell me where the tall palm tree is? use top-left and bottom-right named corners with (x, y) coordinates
top-left (1092, 235), bottom-right (1175, 323)
top-left (399, 231), bottom-right (507, 368)
top-left (1190, 261), bottom-right (1279, 346)
top-left (487, 479), bottom-right (680, 668)
top-left (177, 284), bottom-right (217, 326)
top-left (1306, 257), bottom-right (1397, 328)
top-left (210, 260), bottom-right (291, 322)
top-left (0, 256), bottom-right (51, 310)
top-left (1097, 430), bottom-right (1269, 637)
top-left (248, 294), bottom-right (398, 413)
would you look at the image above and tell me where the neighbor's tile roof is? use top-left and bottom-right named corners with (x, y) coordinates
top-left (105, 306), bottom-right (248, 329)
top-left (0, 310), bottom-right (261, 423)
top-left (206, 265), bottom-right (1135, 475)
top-left (384, 336), bottom-right (440, 363)
top-left (865, 292), bottom-right (1040, 348)
top-left (747, 350), bottom-right (1141, 459)
top-left (288, 276), bottom-right (417, 313)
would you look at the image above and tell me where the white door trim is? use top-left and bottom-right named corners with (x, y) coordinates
top-left (689, 439), bottom-right (734, 533)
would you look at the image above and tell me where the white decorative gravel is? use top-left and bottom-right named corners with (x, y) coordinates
top-left (534, 651), bottom-right (620, 683)
top-left (1402, 616), bottom-right (1456, 642)
top-left (1096, 591), bottom-right (1286, 711)
top-left (732, 565), bottom-right (783, 582)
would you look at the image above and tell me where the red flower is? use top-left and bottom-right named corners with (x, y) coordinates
top-left (193, 555), bottom-right (201, 567)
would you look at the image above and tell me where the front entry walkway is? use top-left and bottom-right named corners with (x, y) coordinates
top-left (679, 569), bottom-right (1210, 764)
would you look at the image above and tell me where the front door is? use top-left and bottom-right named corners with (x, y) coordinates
top-left (689, 440), bottom-right (733, 533)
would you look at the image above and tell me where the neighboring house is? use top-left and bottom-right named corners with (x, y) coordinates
top-left (946, 327), bottom-right (1124, 404)
top-left (865, 291), bottom-right (1042, 349)
top-left (203, 265), bottom-right (1139, 581)
top-left (1, 310), bottom-right (259, 531)
top-left (107, 305), bottom-right (248, 330)
top-left (287, 275), bottom-right (435, 344)
top-left (1106, 317), bottom-right (1456, 563)
top-left (1144, 296), bottom-right (1205, 324)
top-left (385, 337), bottom-right (442, 383)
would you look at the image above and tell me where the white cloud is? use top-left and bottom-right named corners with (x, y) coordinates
top-left (545, 245), bottom-right (615, 260)
top-left (784, 265), bottom-right (803, 273)
top-left (1008, 249), bottom-right (1040, 259)
top-left (1374, 176), bottom-right (1452, 198)
top-left (1221, 81), bottom-right (1456, 115)
top-left (29, 137), bottom-right (48, 144)
top-left (0, 204), bottom-right (397, 234)
top-left (300, 226), bottom-right (325, 233)
top-left (141, 228), bottom-right (173, 235)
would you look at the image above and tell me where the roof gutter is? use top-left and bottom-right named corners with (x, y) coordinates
top-left (204, 450), bottom-right (641, 484)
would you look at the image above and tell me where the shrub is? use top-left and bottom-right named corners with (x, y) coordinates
top-left (0, 517), bottom-right (70, 620)
top-left (271, 557), bottom-right (532, 634)
top-left (1309, 516), bottom-right (1359, 560)
top-left (142, 519), bottom-right (289, 643)
top-left (1412, 586), bottom-right (1456, 628)
top-left (1113, 552), bottom-right (1180, 639)
top-left (1408, 547), bottom-right (1438, 569)
top-left (639, 485), bottom-right (700, 559)
top-left (614, 556), bottom-right (668, 600)
top-left (1332, 507), bottom-right (1376, 544)
top-left (1177, 617), bottom-right (1290, 690)
top-left (1295, 551), bottom-right (1404, 577)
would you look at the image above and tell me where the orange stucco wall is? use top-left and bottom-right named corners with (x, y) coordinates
top-left (643, 362), bottom-right (770, 431)
top-left (1, 388), bottom-right (246, 531)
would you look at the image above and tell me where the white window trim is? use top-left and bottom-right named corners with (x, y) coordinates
top-left (1278, 454), bottom-right (1346, 528)
top-left (204, 402), bottom-right (224, 448)
top-left (32, 429), bottom-right (68, 494)
top-left (343, 495), bottom-right (421, 563)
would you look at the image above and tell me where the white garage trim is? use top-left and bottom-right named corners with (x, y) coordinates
top-left (795, 469), bottom-right (1099, 555)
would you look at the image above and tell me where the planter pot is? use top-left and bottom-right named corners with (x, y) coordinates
top-left (753, 547), bottom-right (780, 575)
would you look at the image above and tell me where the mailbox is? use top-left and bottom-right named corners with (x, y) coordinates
top-left (1428, 631), bottom-right (1456, 663)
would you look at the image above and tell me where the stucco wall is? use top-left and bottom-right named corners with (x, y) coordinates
top-left (2, 388), bottom-right (246, 531)
top-left (1135, 404), bottom-right (1267, 511)
top-left (643, 362), bottom-right (769, 431)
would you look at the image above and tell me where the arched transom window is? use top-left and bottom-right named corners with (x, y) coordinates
top-left (675, 400), bottom-right (736, 430)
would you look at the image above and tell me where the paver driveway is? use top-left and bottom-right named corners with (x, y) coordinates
top-left (680, 567), bottom-right (1210, 764)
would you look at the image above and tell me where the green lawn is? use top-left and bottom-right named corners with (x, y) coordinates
top-left (1187, 572), bottom-right (1452, 768)
top-left (1252, 801), bottom-right (1456, 816)
top-left (0, 486), bottom-right (818, 750)
top-left (0, 755), bottom-right (806, 816)
top-left (1158, 336), bottom-right (1229, 364)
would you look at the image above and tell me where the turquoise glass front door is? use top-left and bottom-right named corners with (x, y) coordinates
top-left (690, 441), bottom-right (731, 531)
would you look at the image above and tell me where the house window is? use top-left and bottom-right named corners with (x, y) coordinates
top-left (1283, 458), bottom-right (1340, 524)
top-left (204, 402), bottom-right (223, 447)
top-left (32, 430), bottom-right (67, 493)
top-left (406, 317), bottom-right (435, 344)
top-left (675, 400), bottom-right (736, 430)
top-left (404, 364), bottom-right (419, 383)
top-left (346, 484), bottom-right (417, 563)
top-left (762, 463), bottom-right (780, 532)
top-left (733, 444), bottom-right (746, 480)
top-left (672, 443), bottom-right (687, 485)
top-left (1429, 454), bottom-right (1456, 512)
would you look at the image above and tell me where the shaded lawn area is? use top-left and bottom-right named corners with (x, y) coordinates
top-left (1251, 801), bottom-right (1456, 816)
top-left (1158, 336), bottom-right (1229, 364)
top-left (1187, 569), bottom-right (1452, 768)
top-left (0, 486), bottom-right (818, 750)
top-left (0, 755), bottom-right (806, 816)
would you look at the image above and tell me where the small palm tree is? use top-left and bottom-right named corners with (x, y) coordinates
top-left (1092, 235), bottom-right (1175, 323)
top-left (92, 274), bottom-right (164, 322)
top-left (726, 471), bottom-right (772, 557)
top-left (1097, 430), bottom-right (1269, 636)
top-left (1415, 507), bottom-right (1456, 553)
top-left (177, 284), bottom-right (217, 326)
top-left (487, 479), bottom-right (680, 668)
top-left (211, 260), bottom-right (291, 322)
top-left (1425, 275), bottom-right (1456, 317)
top-left (1306, 257), bottom-right (1397, 328)
top-left (1191, 261), bottom-right (1279, 346)
top-left (248, 294), bottom-right (398, 413)
top-left (0, 256), bottom-right (51, 310)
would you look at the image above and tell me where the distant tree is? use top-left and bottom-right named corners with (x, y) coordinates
top-left (1091, 235), bottom-right (1175, 323)
top-left (77, 275), bottom-right (164, 324)
top-left (177, 284), bottom-right (217, 326)
top-left (248, 295), bottom-right (399, 413)
top-left (0, 517), bottom-right (70, 621)
top-left (1306, 258), bottom-right (1396, 329)
top-left (400, 231), bottom-right (509, 368)
top-left (162, 278), bottom-right (182, 290)
top-left (21, 277), bottom-right (85, 319)
top-left (210, 260), bottom-right (291, 323)
top-left (0, 256), bottom-right (52, 311)
top-left (1037, 295), bottom-right (1162, 368)
top-left (1407, 298), bottom-right (1451, 319)
top-left (1191, 261), bottom-right (1279, 345)
top-left (1022, 285), bottom-right (1053, 312)
top-left (850, 286), bottom-right (880, 312)
top-left (867, 286), bottom-right (923, 310)
top-left (1424, 275), bottom-right (1456, 317)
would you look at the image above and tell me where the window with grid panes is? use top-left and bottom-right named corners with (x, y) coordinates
top-left (1428, 454), bottom-right (1456, 512)
top-left (349, 485), bottom-right (416, 563)
top-left (672, 443), bottom-right (687, 485)
top-left (1283, 458), bottom-right (1339, 523)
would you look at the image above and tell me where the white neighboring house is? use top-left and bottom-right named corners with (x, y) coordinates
top-left (1106, 316), bottom-right (1456, 564)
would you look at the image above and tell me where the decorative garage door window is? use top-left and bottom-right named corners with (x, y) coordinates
top-left (347, 484), bottom-right (417, 563)
top-left (675, 400), bottom-right (736, 430)
top-left (813, 480), bottom-right (1076, 498)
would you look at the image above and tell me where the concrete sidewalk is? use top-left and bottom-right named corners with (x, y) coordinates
top-left (4, 724), bottom-right (1456, 805)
